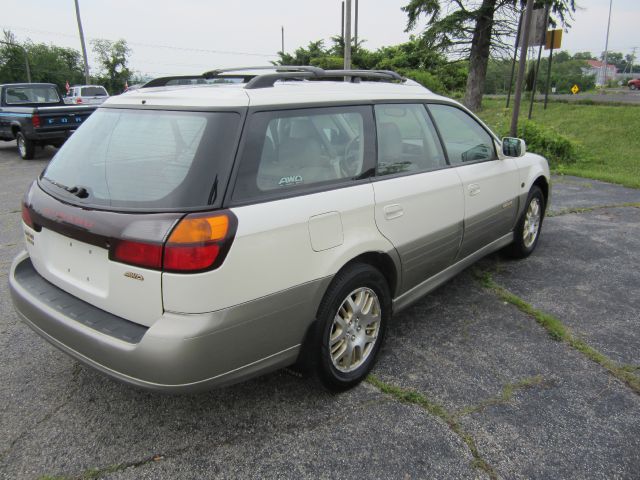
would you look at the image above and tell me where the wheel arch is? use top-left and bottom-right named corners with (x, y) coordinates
top-left (293, 249), bottom-right (400, 373)
top-left (11, 124), bottom-right (21, 138)
top-left (532, 175), bottom-right (549, 213)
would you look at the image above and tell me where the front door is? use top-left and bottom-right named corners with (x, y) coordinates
top-left (428, 104), bottom-right (520, 259)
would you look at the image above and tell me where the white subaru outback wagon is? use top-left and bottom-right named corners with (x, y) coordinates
top-left (9, 67), bottom-right (549, 392)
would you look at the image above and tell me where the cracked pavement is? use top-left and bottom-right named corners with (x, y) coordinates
top-left (1, 142), bottom-right (639, 479)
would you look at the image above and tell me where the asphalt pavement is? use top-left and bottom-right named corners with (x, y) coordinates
top-left (1, 142), bottom-right (639, 479)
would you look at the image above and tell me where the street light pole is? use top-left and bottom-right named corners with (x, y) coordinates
top-left (74, 0), bottom-right (90, 84)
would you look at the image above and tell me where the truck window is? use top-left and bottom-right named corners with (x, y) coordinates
top-left (5, 86), bottom-right (60, 104)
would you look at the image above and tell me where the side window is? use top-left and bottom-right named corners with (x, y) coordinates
top-left (428, 104), bottom-right (497, 164)
top-left (374, 104), bottom-right (446, 176)
top-left (232, 106), bottom-right (374, 202)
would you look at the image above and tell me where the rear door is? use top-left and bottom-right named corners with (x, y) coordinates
top-left (428, 104), bottom-right (520, 259)
top-left (371, 104), bottom-right (464, 293)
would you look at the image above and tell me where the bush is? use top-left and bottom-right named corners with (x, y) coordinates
top-left (515, 121), bottom-right (580, 166)
top-left (403, 69), bottom-right (446, 94)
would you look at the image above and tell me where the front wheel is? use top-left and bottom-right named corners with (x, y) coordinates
top-left (505, 185), bottom-right (545, 258)
top-left (316, 263), bottom-right (390, 392)
top-left (16, 132), bottom-right (35, 160)
top-left (630, 84), bottom-right (637, 90)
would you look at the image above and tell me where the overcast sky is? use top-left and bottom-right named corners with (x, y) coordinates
top-left (2, 0), bottom-right (639, 79)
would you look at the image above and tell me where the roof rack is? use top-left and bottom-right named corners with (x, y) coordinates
top-left (141, 66), bottom-right (407, 90)
top-left (203, 66), bottom-right (406, 89)
top-left (202, 65), bottom-right (324, 78)
top-left (142, 75), bottom-right (206, 88)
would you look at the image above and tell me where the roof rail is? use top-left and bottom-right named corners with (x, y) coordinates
top-left (142, 75), bottom-right (206, 88)
top-left (323, 69), bottom-right (405, 82)
top-left (202, 65), bottom-right (324, 79)
top-left (142, 67), bottom-right (406, 90)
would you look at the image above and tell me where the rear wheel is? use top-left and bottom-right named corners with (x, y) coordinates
top-left (630, 84), bottom-right (637, 90)
top-left (16, 132), bottom-right (35, 160)
top-left (315, 263), bottom-right (390, 392)
top-left (505, 185), bottom-right (545, 258)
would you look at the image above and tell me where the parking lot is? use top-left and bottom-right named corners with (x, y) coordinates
top-left (1, 143), bottom-right (639, 479)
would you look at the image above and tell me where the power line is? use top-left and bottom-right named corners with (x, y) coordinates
top-left (2, 25), bottom-right (278, 57)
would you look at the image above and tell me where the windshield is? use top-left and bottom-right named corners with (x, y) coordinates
top-left (41, 109), bottom-right (241, 210)
top-left (5, 86), bottom-right (60, 104)
top-left (81, 86), bottom-right (108, 96)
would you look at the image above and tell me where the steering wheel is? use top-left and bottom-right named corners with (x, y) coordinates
top-left (341, 135), bottom-right (362, 177)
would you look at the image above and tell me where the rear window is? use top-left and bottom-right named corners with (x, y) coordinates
top-left (81, 86), bottom-right (108, 96)
top-left (5, 86), bottom-right (60, 104)
top-left (41, 109), bottom-right (241, 210)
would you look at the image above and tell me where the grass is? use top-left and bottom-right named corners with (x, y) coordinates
top-left (547, 202), bottom-right (640, 217)
top-left (454, 375), bottom-right (547, 418)
top-left (475, 270), bottom-right (640, 395)
top-left (477, 98), bottom-right (640, 189)
top-left (367, 375), bottom-right (498, 479)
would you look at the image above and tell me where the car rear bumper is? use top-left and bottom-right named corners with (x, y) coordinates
top-left (9, 251), bottom-right (329, 392)
top-left (30, 129), bottom-right (77, 142)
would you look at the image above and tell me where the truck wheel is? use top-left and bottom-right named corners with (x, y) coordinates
top-left (16, 132), bottom-right (35, 160)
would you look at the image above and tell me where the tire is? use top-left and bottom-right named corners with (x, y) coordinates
top-left (16, 131), bottom-right (35, 160)
top-left (505, 185), bottom-right (545, 259)
top-left (315, 263), bottom-right (391, 392)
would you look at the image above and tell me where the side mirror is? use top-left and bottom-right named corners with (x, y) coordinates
top-left (501, 137), bottom-right (526, 157)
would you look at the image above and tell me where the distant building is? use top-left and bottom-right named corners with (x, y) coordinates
top-left (583, 60), bottom-right (617, 86)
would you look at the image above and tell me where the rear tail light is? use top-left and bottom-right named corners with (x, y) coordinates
top-left (110, 211), bottom-right (236, 273)
top-left (76, 97), bottom-right (83, 104)
top-left (112, 240), bottom-right (163, 269)
top-left (22, 203), bottom-right (35, 228)
top-left (32, 114), bottom-right (41, 129)
top-left (164, 213), bottom-right (233, 272)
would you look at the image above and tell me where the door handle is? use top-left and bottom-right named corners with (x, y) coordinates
top-left (468, 183), bottom-right (480, 196)
top-left (383, 204), bottom-right (404, 220)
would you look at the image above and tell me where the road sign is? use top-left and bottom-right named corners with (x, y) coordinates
top-left (545, 29), bottom-right (563, 50)
top-left (571, 84), bottom-right (580, 95)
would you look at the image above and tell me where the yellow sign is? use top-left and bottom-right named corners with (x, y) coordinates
top-left (571, 84), bottom-right (580, 95)
top-left (545, 29), bottom-right (563, 50)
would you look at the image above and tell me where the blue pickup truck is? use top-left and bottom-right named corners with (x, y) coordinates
top-left (0, 83), bottom-right (96, 159)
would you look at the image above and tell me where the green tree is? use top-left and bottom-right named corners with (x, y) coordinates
top-left (402, 0), bottom-right (577, 111)
top-left (0, 30), bottom-right (85, 91)
top-left (91, 38), bottom-right (132, 94)
top-left (274, 36), bottom-right (467, 95)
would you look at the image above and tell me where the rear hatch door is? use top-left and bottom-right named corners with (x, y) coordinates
top-left (24, 184), bottom-right (180, 327)
top-left (25, 106), bottom-right (243, 326)
top-left (79, 87), bottom-right (109, 105)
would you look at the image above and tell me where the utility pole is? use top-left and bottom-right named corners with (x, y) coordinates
top-left (601, 0), bottom-right (613, 86)
top-left (74, 0), bottom-right (90, 84)
top-left (510, 0), bottom-right (535, 137)
top-left (341, 2), bottom-right (345, 42)
top-left (354, 0), bottom-right (359, 53)
top-left (344, 0), bottom-right (352, 70)
top-left (281, 26), bottom-right (284, 53)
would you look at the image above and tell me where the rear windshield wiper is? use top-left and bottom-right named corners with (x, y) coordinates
top-left (42, 177), bottom-right (90, 198)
